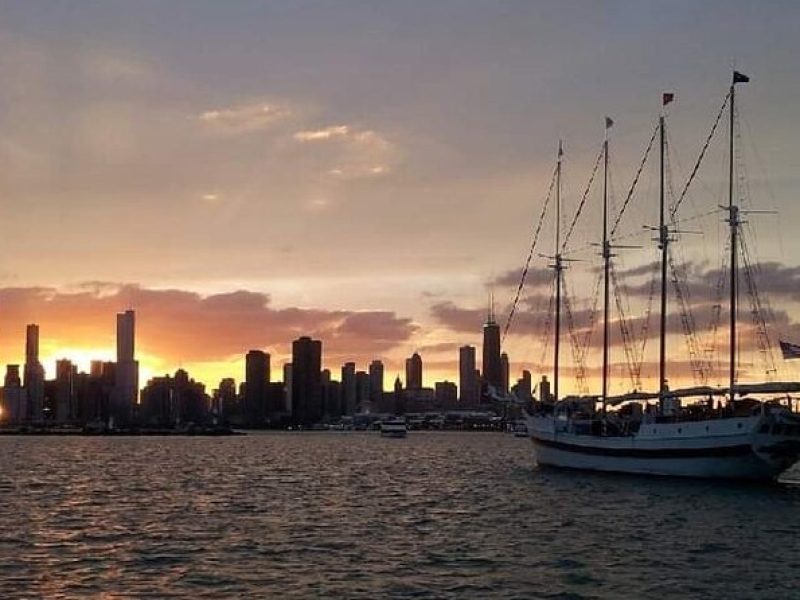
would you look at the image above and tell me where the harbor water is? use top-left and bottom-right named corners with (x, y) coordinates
top-left (0, 432), bottom-right (798, 599)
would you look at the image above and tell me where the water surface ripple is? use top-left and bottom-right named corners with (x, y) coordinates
top-left (1, 432), bottom-right (798, 598)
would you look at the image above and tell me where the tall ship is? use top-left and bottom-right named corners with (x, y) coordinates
top-left (517, 72), bottom-right (800, 480)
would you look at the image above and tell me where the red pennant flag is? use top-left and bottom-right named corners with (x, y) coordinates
top-left (662, 92), bottom-right (675, 106)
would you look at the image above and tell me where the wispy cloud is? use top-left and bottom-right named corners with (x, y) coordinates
top-left (294, 123), bottom-right (397, 179)
top-left (293, 125), bottom-right (350, 142)
top-left (199, 102), bottom-right (290, 134)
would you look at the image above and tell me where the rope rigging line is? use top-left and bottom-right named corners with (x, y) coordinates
top-left (561, 145), bottom-right (604, 252)
top-left (538, 271), bottom-right (557, 368)
top-left (667, 247), bottom-right (711, 384)
top-left (562, 276), bottom-right (589, 395)
top-left (609, 259), bottom-right (641, 390)
top-left (577, 267), bottom-right (604, 373)
top-left (740, 232), bottom-right (778, 378)
top-left (670, 91), bottom-right (731, 220)
top-left (502, 164), bottom-right (558, 343)
top-left (705, 233), bottom-right (730, 382)
top-left (634, 258), bottom-right (660, 388)
top-left (610, 122), bottom-right (659, 237)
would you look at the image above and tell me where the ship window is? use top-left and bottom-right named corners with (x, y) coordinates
top-left (705, 426), bottom-right (710, 432)
top-left (653, 429), bottom-right (657, 434)
top-left (737, 423), bottom-right (743, 429)
top-left (760, 424), bottom-right (769, 433)
top-left (678, 428), bottom-right (682, 433)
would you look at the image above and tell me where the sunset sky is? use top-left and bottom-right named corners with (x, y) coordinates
top-left (1, 1), bottom-right (800, 393)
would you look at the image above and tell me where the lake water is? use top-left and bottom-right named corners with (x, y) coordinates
top-left (0, 432), bottom-right (798, 599)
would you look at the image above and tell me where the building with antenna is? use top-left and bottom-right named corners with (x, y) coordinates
top-left (114, 309), bottom-right (139, 423)
top-left (482, 296), bottom-right (502, 394)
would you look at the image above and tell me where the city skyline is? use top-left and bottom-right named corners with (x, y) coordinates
top-left (1, 2), bottom-right (800, 394)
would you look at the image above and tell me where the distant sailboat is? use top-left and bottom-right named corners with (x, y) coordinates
top-left (523, 72), bottom-right (800, 480)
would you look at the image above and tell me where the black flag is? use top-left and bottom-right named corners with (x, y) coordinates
top-left (733, 71), bottom-right (750, 84)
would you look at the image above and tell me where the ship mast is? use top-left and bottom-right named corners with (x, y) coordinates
top-left (601, 125), bottom-right (611, 416)
top-left (728, 71), bottom-right (748, 401)
top-left (658, 109), bottom-right (668, 397)
top-left (552, 141), bottom-right (564, 404)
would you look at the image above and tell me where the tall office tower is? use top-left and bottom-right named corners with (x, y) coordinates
top-left (500, 352), bottom-right (510, 395)
top-left (355, 370), bottom-right (370, 413)
top-left (516, 369), bottom-right (532, 401)
top-left (215, 377), bottom-right (237, 418)
top-left (539, 375), bottom-right (551, 403)
top-left (55, 359), bottom-right (76, 423)
top-left (368, 360), bottom-right (384, 410)
top-left (482, 302), bottom-right (502, 393)
top-left (405, 352), bottom-right (422, 390)
top-left (283, 363), bottom-right (293, 414)
top-left (114, 310), bottom-right (139, 422)
top-left (245, 350), bottom-right (269, 426)
top-left (341, 362), bottom-right (357, 415)
top-left (459, 345), bottom-right (478, 404)
top-left (23, 324), bottom-right (45, 422)
top-left (2, 365), bottom-right (26, 424)
top-left (291, 336), bottom-right (322, 426)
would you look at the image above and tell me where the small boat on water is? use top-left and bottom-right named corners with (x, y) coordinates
top-left (380, 417), bottom-right (408, 438)
top-left (512, 419), bottom-right (528, 437)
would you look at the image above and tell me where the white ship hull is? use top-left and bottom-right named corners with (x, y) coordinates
top-left (526, 412), bottom-right (800, 480)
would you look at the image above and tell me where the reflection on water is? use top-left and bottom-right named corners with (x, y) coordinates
top-left (0, 433), bottom-right (798, 598)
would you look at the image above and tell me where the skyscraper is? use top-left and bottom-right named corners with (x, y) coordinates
top-left (500, 352), bottom-right (510, 395)
top-left (114, 310), bottom-right (139, 422)
top-left (244, 350), bottom-right (270, 426)
top-left (2, 365), bottom-right (26, 424)
top-left (355, 370), bottom-right (370, 413)
top-left (23, 324), bottom-right (44, 422)
top-left (55, 359), bottom-right (76, 423)
top-left (283, 363), bottom-right (293, 414)
top-left (341, 362), bottom-right (356, 415)
top-left (291, 336), bottom-right (322, 425)
top-left (459, 345), bottom-right (478, 404)
top-left (482, 303), bottom-right (502, 393)
top-left (405, 352), bottom-right (422, 389)
top-left (368, 360), bottom-right (384, 410)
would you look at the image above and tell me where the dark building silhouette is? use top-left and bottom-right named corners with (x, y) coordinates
top-left (539, 375), bottom-right (551, 403)
top-left (2, 365), bottom-right (26, 424)
top-left (23, 324), bottom-right (45, 422)
top-left (322, 376), bottom-right (342, 420)
top-left (114, 310), bottom-right (138, 424)
top-left (55, 359), bottom-right (76, 423)
top-left (368, 360), bottom-right (384, 411)
top-left (283, 363), bottom-right (293, 415)
top-left (513, 370), bottom-right (532, 402)
top-left (140, 369), bottom-right (209, 427)
top-left (405, 352), bottom-right (422, 390)
top-left (213, 378), bottom-right (237, 422)
top-left (291, 336), bottom-right (322, 425)
top-left (244, 350), bottom-right (270, 426)
top-left (435, 380), bottom-right (458, 408)
top-left (500, 352), bottom-right (510, 395)
top-left (355, 370), bottom-right (369, 413)
top-left (459, 345), bottom-right (478, 404)
top-left (482, 304), bottom-right (502, 394)
top-left (341, 362), bottom-right (356, 415)
top-left (393, 376), bottom-right (404, 415)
